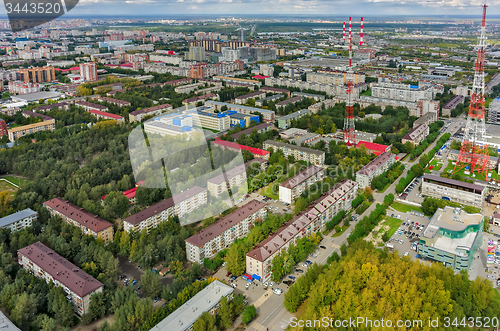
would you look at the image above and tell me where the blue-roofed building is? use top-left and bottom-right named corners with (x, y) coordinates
top-left (0, 208), bottom-right (37, 232)
top-left (228, 112), bottom-right (260, 128)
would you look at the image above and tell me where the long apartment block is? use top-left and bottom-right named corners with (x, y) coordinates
top-left (421, 174), bottom-right (485, 208)
top-left (185, 200), bottom-right (266, 264)
top-left (279, 165), bottom-right (325, 204)
top-left (263, 140), bottom-right (325, 165)
top-left (0, 208), bottom-right (37, 232)
top-left (355, 152), bottom-right (396, 189)
top-left (123, 186), bottom-right (207, 233)
top-left (207, 164), bottom-right (247, 198)
top-left (246, 179), bottom-right (358, 281)
top-left (7, 119), bottom-right (55, 141)
top-left (18, 242), bottom-right (104, 316)
top-left (43, 198), bottom-right (114, 244)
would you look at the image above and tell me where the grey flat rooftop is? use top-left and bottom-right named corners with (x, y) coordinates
top-left (0, 208), bottom-right (37, 228)
top-left (423, 206), bottom-right (483, 238)
top-left (11, 91), bottom-right (63, 102)
top-left (431, 230), bottom-right (478, 256)
top-left (150, 280), bottom-right (233, 331)
top-left (0, 311), bottom-right (20, 330)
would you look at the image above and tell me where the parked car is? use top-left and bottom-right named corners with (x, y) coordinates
top-left (288, 275), bottom-right (296, 280)
top-left (296, 269), bottom-right (304, 273)
top-left (404, 252), bottom-right (409, 257)
top-left (302, 263), bottom-right (308, 268)
top-left (320, 245), bottom-right (326, 249)
top-left (305, 260), bottom-right (313, 265)
top-left (226, 272), bottom-right (231, 277)
top-left (132, 280), bottom-right (137, 285)
top-left (273, 288), bottom-right (283, 295)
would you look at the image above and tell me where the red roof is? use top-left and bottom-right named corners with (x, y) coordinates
top-left (252, 75), bottom-right (269, 79)
top-left (123, 187), bottom-right (137, 199)
top-left (355, 141), bottom-right (390, 156)
top-left (212, 139), bottom-right (270, 156)
top-left (88, 109), bottom-right (124, 120)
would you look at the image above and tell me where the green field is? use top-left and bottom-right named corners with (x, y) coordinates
top-left (381, 216), bottom-right (402, 239)
top-left (425, 158), bottom-right (444, 173)
top-left (258, 182), bottom-right (279, 200)
top-left (391, 201), bottom-right (423, 214)
top-left (443, 160), bottom-right (499, 181)
top-left (0, 176), bottom-right (31, 199)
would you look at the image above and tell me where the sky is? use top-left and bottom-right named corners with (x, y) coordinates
top-left (58, 0), bottom-right (500, 17)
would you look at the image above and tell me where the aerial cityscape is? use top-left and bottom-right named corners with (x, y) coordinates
top-left (1, 1), bottom-right (500, 330)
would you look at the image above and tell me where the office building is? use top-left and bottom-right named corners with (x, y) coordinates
top-left (421, 175), bottom-right (485, 208)
top-left (442, 95), bottom-right (465, 116)
top-left (75, 101), bottom-right (109, 112)
top-left (205, 100), bottom-right (275, 123)
top-left (0, 119), bottom-right (7, 138)
top-left (128, 104), bottom-right (173, 123)
top-left (246, 179), bottom-right (358, 281)
top-left (79, 62), bottom-right (97, 81)
top-left (211, 140), bottom-right (270, 160)
top-left (356, 152), bottom-right (396, 188)
top-left (17, 66), bottom-right (55, 83)
top-left (123, 186), bottom-right (207, 233)
top-left (89, 109), bottom-right (125, 123)
top-left (402, 124), bottom-right (429, 145)
top-left (277, 109), bottom-right (312, 129)
top-left (144, 117), bottom-right (197, 138)
top-left (263, 140), bottom-right (325, 165)
top-left (279, 165), bottom-right (325, 204)
top-left (18, 242), bottom-right (104, 316)
top-left (418, 207), bottom-right (483, 271)
top-left (185, 200), bottom-right (266, 263)
top-left (188, 109), bottom-right (231, 131)
top-left (43, 198), bottom-right (114, 243)
top-left (8, 81), bottom-right (40, 95)
top-left (7, 119), bottom-right (55, 142)
top-left (149, 280), bottom-right (233, 331)
top-left (0, 208), bottom-right (37, 232)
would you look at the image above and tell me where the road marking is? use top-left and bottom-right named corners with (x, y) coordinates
top-left (331, 243), bottom-right (340, 249)
top-left (280, 318), bottom-right (290, 330)
top-left (251, 321), bottom-right (267, 331)
top-left (253, 289), bottom-right (273, 308)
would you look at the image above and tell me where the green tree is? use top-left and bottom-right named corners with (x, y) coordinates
top-left (225, 243), bottom-right (246, 276)
top-left (140, 270), bottom-right (162, 298)
top-left (218, 296), bottom-right (234, 329)
top-left (11, 293), bottom-right (38, 331)
top-left (89, 291), bottom-right (106, 320)
top-left (242, 305), bottom-right (257, 325)
top-left (193, 312), bottom-right (217, 331)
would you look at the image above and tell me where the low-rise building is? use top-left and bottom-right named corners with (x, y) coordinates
top-left (123, 186), bottom-right (207, 233)
top-left (211, 140), bottom-right (270, 160)
top-left (228, 112), bottom-right (260, 128)
top-left (149, 280), bottom-right (233, 331)
top-left (356, 152), bottom-right (396, 188)
top-left (402, 124), bottom-right (429, 145)
top-left (418, 207), bottom-right (483, 271)
top-left (75, 101), bottom-right (109, 112)
top-left (279, 165), bottom-right (325, 204)
top-left (421, 174), bottom-right (485, 208)
top-left (43, 198), bottom-right (114, 244)
top-left (246, 179), bottom-right (358, 281)
top-left (18, 242), bottom-right (104, 316)
top-left (7, 119), bottom-right (55, 141)
top-left (279, 128), bottom-right (309, 140)
top-left (413, 111), bottom-right (437, 128)
top-left (277, 109), bottom-right (312, 129)
top-left (442, 95), bottom-right (465, 116)
top-left (185, 200), bottom-right (266, 263)
top-left (230, 123), bottom-right (273, 140)
top-left (94, 96), bottom-right (131, 107)
top-left (263, 140), bottom-right (325, 165)
top-left (355, 141), bottom-right (391, 156)
top-left (89, 109), bottom-right (125, 123)
top-left (128, 104), bottom-right (173, 123)
top-left (207, 164), bottom-right (247, 198)
top-left (0, 208), bottom-right (37, 232)
top-left (205, 100), bottom-right (275, 123)
top-left (234, 91), bottom-right (266, 105)
top-left (289, 132), bottom-right (320, 145)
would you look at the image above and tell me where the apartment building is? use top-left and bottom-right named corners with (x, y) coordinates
top-left (275, 96), bottom-right (303, 110)
top-left (75, 101), bottom-right (109, 112)
top-left (213, 76), bottom-right (261, 88)
top-left (205, 100), bottom-right (275, 123)
top-left (18, 242), bottom-right (104, 316)
top-left (277, 109), bottom-right (312, 129)
top-left (230, 123), bottom-right (273, 140)
top-left (8, 119), bottom-right (55, 141)
top-left (185, 200), bottom-right (266, 263)
top-left (371, 82), bottom-right (437, 102)
top-left (315, 69), bottom-right (366, 84)
top-left (402, 124), bottom-right (429, 145)
top-left (279, 165), bottom-right (325, 204)
top-left (150, 280), bottom-right (233, 331)
top-left (307, 72), bottom-right (345, 85)
top-left (79, 62), bottom-right (97, 81)
top-left (0, 119), bottom-right (8, 138)
top-left (207, 164), bottom-right (247, 198)
top-left (413, 111), bottom-right (438, 128)
top-left (291, 92), bottom-right (325, 101)
top-left (128, 104), bottom-right (173, 123)
top-left (94, 96), bottom-right (131, 107)
top-left (234, 91), bottom-right (266, 105)
top-left (43, 198), bottom-right (114, 244)
top-left (414, 99), bottom-right (439, 118)
top-left (8, 81), bottom-right (40, 94)
top-left (246, 179), bottom-right (358, 281)
top-left (356, 152), bottom-right (396, 188)
top-left (174, 81), bottom-right (222, 94)
top-left (421, 175), bottom-right (485, 208)
top-left (263, 140), bottom-right (325, 165)
top-left (489, 98), bottom-right (500, 123)
top-left (418, 207), bottom-right (483, 271)
top-left (21, 111), bottom-right (53, 121)
top-left (33, 102), bottom-right (69, 112)
top-left (17, 66), bottom-right (55, 83)
top-left (123, 186), bottom-right (207, 233)
top-left (89, 110), bottom-right (125, 123)
top-left (211, 140), bottom-right (270, 160)
top-left (0, 208), bottom-right (37, 232)
top-left (182, 93), bottom-right (219, 106)
top-left (442, 95), bottom-right (465, 116)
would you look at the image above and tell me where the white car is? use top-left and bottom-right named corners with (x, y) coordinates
top-left (273, 288), bottom-right (283, 295)
top-left (404, 252), bottom-right (409, 257)
top-left (302, 263), bottom-right (308, 268)
top-left (264, 282), bottom-right (269, 287)
top-left (231, 283), bottom-right (237, 288)
top-left (270, 282), bottom-right (274, 287)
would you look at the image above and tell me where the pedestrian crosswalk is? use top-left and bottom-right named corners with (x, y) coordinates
top-left (251, 321), bottom-right (267, 331)
top-left (331, 243), bottom-right (340, 249)
top-left (253, 289), bottom-right (273, 308)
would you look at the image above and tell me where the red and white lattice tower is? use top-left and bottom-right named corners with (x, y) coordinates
top-left (453, 4), bottom-right (489, 178)
top-left (343, 17), bottom-right (363, 146)
top-left (342, 22), bottom-right (346, 42)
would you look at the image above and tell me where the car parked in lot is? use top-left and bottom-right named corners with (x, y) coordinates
top-left (302, 263), bottom-right (308, 268)
top-left (404, 252), bottom-right (409, 257)
top-left (289, 275), bottom-right (296, 280)
top-left (305, 260), bottom-right (312, 265)
top-left (132, 280), bottom-right (137, 285)
top-left (320, 245), bottom-right (326, 249)
top-left (273, 288), bottom-right (283, 295)
top-left (296, 269), bottom-right (304, 273)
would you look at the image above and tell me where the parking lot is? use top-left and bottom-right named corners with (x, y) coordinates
top-left (399, 177), bottom-right (423, 204)
top-left (387, 210), bottom-right (431, 260)
top-left (235, 192), bottom-right (291, 214)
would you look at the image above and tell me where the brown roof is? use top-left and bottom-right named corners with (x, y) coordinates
top-left (18, 242), bottom-right (103, 298)
top-left (402, 124), bottom-right (428, 141)
top-left (75, 101), bottom-right (108, 110)
top-left (235, 91), bottom-right (265, 100)
top-left (185, 200), bottom-right (266, 247)
top-left (183, 93), bottom-right (217, 103)
top-left (423, 174), bottom-right (485, 193)
top-left (279, 165), bottom-right (324, 189)
top-left (123, 186), bottom-right (206, 225)
top-left (129, 103), bottom-right (172, 116)
top-left (357, 152), bottom-right (395, 177)
top-left (259, 87), bottom-right (289, 93)
top-left (276, 96), bottom-right (303, 106)
top-left (208, 164), bottom-right (246, 185)
top-left (97, 97), bottom-right (131, 106)
top-left (43, 198), bottom-right (112, 233)
top-left (230, 123), bottom-right (272, 139)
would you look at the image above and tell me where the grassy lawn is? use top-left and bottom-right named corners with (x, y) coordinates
top-left (331, 224), bottom-right (350, 237)
top-left (378, 182), bottom-right (391, 193)
top-left (443, 160), bottom-right (498, 181)
top-left (0, 180), bottom-right (18, 199)
top-left (2, 176), bottom-right (31, 186)
top-left (381, 216), bottom-right (402, 239)
top-left (391, 201), bottom-right (423, 214)
top-left (258, 182), bottom-right (279, 200)
top-left (424, 158), bottom-right (444, 173)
